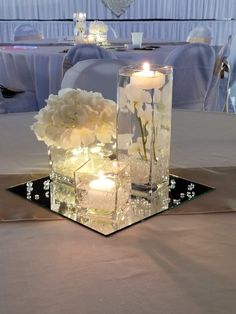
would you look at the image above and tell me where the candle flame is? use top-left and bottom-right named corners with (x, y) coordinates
top-left (143, 62), bottom-right (150, 71)
top-left (89, 171), bottom-right (115, 191)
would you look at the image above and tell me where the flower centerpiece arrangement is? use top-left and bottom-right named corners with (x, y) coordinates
top-left (31, 65), bottom-right (173, 235)
top-left (73, 12), bottom-right (87, 42)
top-left (32, 88), bottom-right (116, 184)
top-left (89, 20), bottom-right (108, 45)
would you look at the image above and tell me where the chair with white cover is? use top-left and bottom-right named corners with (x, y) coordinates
top-left (187, 26), bottom-right (212, 45)
top-left (0, 90), bottom-right (6, 114)
top-left (62, 44), bottom-right (117, 76)
top-left (164, 42), bottom-right (215, 110)
top-left (227, 35), bottom-right (236, 112)
top-left (204, 35), bottom-right (235, 113)
top-left (107, 25), bottom-right (118, 41)
top-left (14, 23), bottom-right (43, 41)
top-left (61, 59), bottom-right (131, 101)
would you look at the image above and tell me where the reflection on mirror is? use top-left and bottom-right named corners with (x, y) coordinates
top-left (7, 175), bottom-right (214, 236)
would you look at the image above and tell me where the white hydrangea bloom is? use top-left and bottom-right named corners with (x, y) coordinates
top-left (89, 21), bottom-right (108, 34)
top-left (31, 88), bottom-right (116, 149)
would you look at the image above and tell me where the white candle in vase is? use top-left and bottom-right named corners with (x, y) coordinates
top-left (130, 62), bottom-right (165, 89)
top-left (89, 171), bottom-right (115, 191)
top-left (88, 171), bottom-right (116, 211)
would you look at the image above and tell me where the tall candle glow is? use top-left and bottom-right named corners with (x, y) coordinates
top-left (130, 62), bottom-right (165, 89)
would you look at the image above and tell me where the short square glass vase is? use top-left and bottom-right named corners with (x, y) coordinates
top-left (75, 158), bottom-right (131, 218)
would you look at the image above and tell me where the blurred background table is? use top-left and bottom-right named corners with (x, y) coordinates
top-left (0, 42), bottom-right (184, 109)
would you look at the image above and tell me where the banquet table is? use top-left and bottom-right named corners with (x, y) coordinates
top-left (0, 42), bottom-right (179, 110)
top-left (0, 109), bottom-right (236, 313)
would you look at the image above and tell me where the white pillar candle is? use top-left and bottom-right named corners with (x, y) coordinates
top-left (89, 171), bottom-right (115, 191)
top-left (130, 62), bottom-right (165, 89)
top-left (88, 171), bottom-right (115, 211)
top-left (76, 160), bottom-right (131, 213)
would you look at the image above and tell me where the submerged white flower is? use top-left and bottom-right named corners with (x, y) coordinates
top-left (138, 104), bottom-right (153, 125)
top-left (128, 137), bottom-right (145, 157)
top-left (125, 84), bottom-right (152, 104)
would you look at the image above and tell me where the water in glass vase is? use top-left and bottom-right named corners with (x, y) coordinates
top-left (48, 141), bottom-right (116, 186)
top-left (117, 64), bottom-right (173, 200)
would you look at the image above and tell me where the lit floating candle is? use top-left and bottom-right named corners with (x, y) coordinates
top-left (76, 159), bottom-right (131, 213)
top-left (86, 171), bottom-right (115, 211)
top-left (89, 171), bottom-right (115, 192)
top-left (130, 62), bottom-right (165, 89)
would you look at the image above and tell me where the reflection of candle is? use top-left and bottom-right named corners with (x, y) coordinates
top-left (89, 171), bottom-right (115, 191)
top-left (130, 62), bottom-right (165, 89)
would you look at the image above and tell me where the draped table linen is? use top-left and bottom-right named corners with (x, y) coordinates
top-left (0, 110), bottom-right (236, 313)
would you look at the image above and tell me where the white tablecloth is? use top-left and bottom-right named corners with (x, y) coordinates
top-left (0, 110), bottom-right (236, 314)
top-left (0, 110), bottom-right (235, 174)
top-left (0, 44), bottom-right (177, 110)
top-left (0, 211), bottom-right (235, 314)
top-left (0, 45), bottom-right (67, 109)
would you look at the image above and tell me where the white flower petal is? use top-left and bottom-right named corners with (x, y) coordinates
top-left (32, 88), bottom-right (116, 149)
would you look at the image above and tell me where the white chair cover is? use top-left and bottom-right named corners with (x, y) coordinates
top-left (204, 35), bottom-right (235, 113)
top-left (187, 26), bottom-right (212, 44)
top-left (14, 23), bottom-right (43, 41)
top-left (228, 36), bottom-right (236, 86)
top-left (61, 59), bottom-right (131, 101)
top-left (62, 44), bottom-right (117, 76)
top-left (228, 35), bottom-right (236, 111)
top-left (107, 25), bottom-right (118, 40)
top-left (0, 90), bottom-right (6, 114)
top-left (164, 43), bottom-right (215, 110)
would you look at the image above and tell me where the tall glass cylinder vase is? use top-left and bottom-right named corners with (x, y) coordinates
top-left (117, 64), bottom-right (173, 200)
